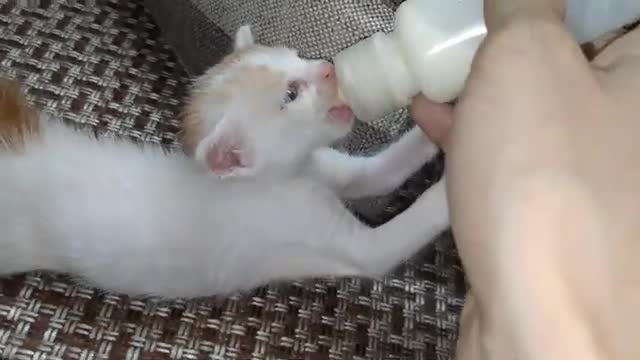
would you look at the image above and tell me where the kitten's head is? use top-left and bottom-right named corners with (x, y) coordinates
top-left (180, 25), bottom-right (355, 178)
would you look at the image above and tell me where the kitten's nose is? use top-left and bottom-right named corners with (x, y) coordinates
top-left (319, 61), bottom-right (336, 82)
top-left (322, 63), bottom-right (335, 80)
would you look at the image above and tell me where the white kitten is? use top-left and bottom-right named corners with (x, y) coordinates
top-left (0, 26), bottom-right (449, 299)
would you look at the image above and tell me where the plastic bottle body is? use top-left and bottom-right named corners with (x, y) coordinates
top-left (334, 0), bottom-right (640, 123)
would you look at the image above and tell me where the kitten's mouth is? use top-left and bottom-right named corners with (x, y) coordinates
top-left (328, 103), bottom-right (355, 125)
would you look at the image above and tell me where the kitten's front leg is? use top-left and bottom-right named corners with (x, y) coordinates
top-left (309, 126), bottom-right (440, 199)
top-left (247, 177), bottom-right (449, 285)
top-left (339, 177), bottom-right (450, 275)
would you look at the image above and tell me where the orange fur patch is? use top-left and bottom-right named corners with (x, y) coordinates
top-left (179, 97), bottom-right (206, 155)
top-left (179, 49), bottom-right (252, 155)
top-left (178, 46), bottom-right (287, 155)
top-left (0, 79), bottom-right (39, 151)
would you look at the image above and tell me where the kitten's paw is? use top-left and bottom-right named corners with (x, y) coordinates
top-left (406, 126), bottom-right (441, 160)
top-left (423, 177), bottom-right (450, 228)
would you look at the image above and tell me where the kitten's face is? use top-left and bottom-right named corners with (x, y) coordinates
top-left (181, 25), bottom-right (355, 178)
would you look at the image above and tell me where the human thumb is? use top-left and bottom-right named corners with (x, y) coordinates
top-left (483, 0), bottom-right (566, 33)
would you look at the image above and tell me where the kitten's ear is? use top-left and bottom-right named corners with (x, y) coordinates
top-left (195, 117), bottom-right (255, 178)
top-left (234, 25), bottom-right (255, 51)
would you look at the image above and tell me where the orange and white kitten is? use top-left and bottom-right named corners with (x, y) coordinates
top-left (0, 26), bottom-right (448, 299)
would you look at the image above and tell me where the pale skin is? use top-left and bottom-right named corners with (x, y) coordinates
top-left (409, 1), bottom-right (640, 359)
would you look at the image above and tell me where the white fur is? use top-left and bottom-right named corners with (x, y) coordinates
top-left (0, 25), bottom-right (449, 299)
top-left (0, 116), bottom-right (448, 299)
top-left (188, 26), bottom-right (354, 179)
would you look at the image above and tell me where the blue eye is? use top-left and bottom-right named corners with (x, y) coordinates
top-left (284, 83), bottom-right (298, 103)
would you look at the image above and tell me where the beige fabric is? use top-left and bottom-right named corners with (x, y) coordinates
top-left (190, 0), bottom-right (398, 58)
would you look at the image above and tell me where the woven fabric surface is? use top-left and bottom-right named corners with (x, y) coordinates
top-left (0, 0), bottom-right (466, 359)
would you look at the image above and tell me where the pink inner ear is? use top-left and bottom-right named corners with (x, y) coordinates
top-left (206, 143), bottom-right (243, 174)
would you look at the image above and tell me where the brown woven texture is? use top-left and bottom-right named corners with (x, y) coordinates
top-left (0, 0), bottom-right (465, 359)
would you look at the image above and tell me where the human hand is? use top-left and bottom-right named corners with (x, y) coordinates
top-left (410, 1), bottom-right (640, 359)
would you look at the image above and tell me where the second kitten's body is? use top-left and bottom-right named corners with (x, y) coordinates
top-left (0, 26), bottom-right (448, 299)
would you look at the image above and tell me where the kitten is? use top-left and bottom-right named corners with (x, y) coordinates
top-left (0, 26), bottom-right (449, 299)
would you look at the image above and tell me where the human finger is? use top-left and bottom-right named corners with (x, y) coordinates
top-left (409, 94), bottom-right (453, 150)
top-left (483, 0), bottom-right (565, 33)
top-left (591, 24), bottom-right (640, 110)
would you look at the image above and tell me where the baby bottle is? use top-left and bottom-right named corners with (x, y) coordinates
top-left (333, 0), bottom-right (640, 122)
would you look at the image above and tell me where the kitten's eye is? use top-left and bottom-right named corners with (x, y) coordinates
top-left (284, 83), bottom-right (298, 103)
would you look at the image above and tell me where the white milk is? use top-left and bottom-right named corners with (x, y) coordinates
top-left (334, 0), bottom-right (640, 122)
